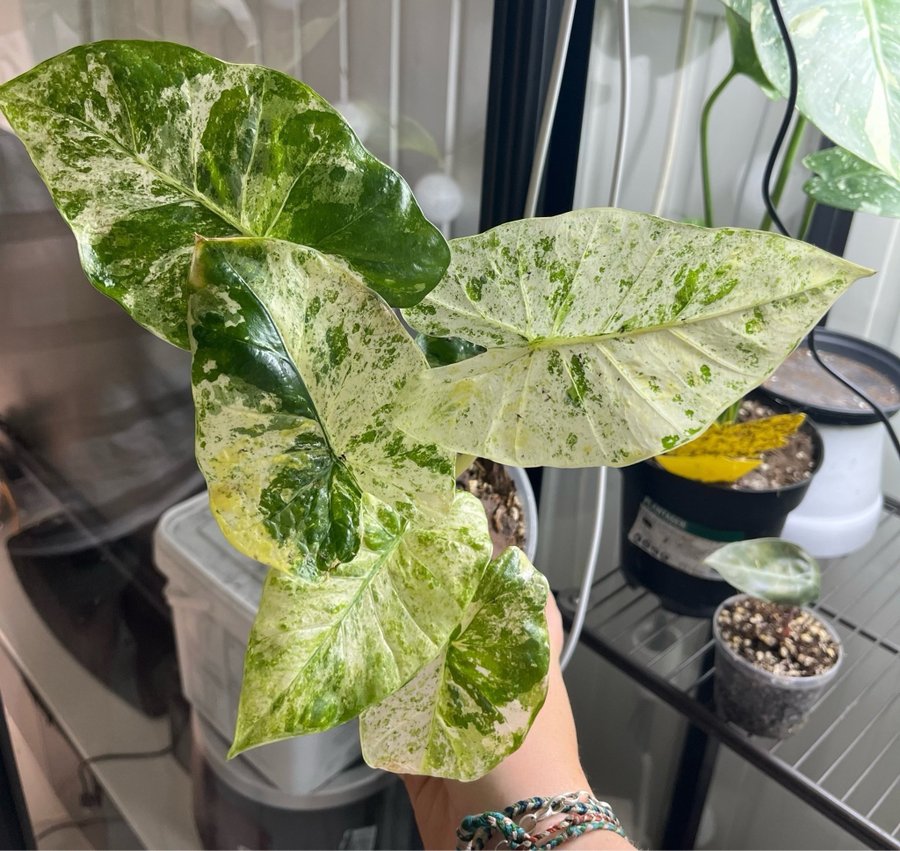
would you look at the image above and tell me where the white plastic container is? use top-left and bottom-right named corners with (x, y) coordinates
top-left (154, 493), bottom-right (361, 795)
top-left (781, 420), bottom-right (885, 557)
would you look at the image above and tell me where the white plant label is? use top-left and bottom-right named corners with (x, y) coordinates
top-left (628, 498), bottom-right (739, 580)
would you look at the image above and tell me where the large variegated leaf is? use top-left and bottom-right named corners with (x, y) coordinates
top-left (359, 547), bottom-right (549, 780)
top-left (399, 209), bottom-right (871, 467)
top-left (0, 41), bottom-right (449, 348)
top-left (189, 236), bottom-right (454, 574)
top-left (738, 0), bottom-right (900, 181)
top-left (804, 147), bottom-right (900, 217)
top-left (229, 492), bottom-right (493, 752)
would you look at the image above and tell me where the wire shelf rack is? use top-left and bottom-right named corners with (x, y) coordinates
top-left (558, 498), bottom-right (900, 850)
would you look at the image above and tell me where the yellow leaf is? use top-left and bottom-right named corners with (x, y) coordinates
top-left (657, 454), bottom-right (762, 483)
top-left (669, 414), bottom-right (805, 458)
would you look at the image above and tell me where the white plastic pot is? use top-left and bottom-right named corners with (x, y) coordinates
top-left (781, 420), bottom-right (885, 558)
top-left (762, 330), bottom-right (900, 559)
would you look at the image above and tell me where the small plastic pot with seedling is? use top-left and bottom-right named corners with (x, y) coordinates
top-left (705, 538), bottom-right (842, 738)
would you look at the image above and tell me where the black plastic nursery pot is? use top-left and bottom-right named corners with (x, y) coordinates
top-left (619, 422), bottom-right (824, 618)
top-left (712, 595), bottom-right (843, 738)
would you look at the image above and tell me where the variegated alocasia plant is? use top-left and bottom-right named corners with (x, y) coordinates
top-left (0, 40), bottom-right (871, 780)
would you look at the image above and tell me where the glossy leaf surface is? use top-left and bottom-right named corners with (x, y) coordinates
top-left (704, 538), bottom-right (821, 604)
top-left (804, 147), bottom-right (900, 217)
top-left (189, 237), bottom-right (454, 574)
top-left (400, 209), bottom-right (870, 467)
top-left (414, 332), bottom-right (486, 368)
top-left (0, 40), bottom-right (449, 347)
top-left (656, 454), bottom-right (760, 482)
top-left (229, 492), bottom-right (493, 751)
top-left (727, 0), bottom-right (900, 181)
top-left (359, 547), bottom-right (549, 779)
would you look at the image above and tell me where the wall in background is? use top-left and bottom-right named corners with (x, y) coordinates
top-left (1, 0), bottom-right (493, 238)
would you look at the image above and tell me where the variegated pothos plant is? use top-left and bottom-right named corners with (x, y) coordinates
top-left (718, 0), bottom-right (900, 218)
top-left (0, 41), bottom-right (871, 780)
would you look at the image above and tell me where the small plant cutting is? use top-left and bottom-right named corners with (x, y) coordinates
top-left (705, 538), bottom-right (841, 737)
top-left (0, 40), bottom-right (869, 779)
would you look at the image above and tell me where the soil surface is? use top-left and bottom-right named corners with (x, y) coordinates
top-left (457, 459), bottom-right (527, 557)
top-left (717, 597), bottom-right (839, 677)
top-left (731, 398), bottom-right (816, 491)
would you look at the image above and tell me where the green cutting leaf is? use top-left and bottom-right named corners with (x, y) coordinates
top-left (0, 40), bottom-right (449, 348)
top-left (703, 538), bottom-right (821, 605)
top-left (189, 236), bottom-right (454, 575)
top-left (229, 491), bottom-right (493, 752)
top-left (746, 0), bottom-right (900, 181)
top-left (359, 547), bottom-right (549, 780)
top-left (804, 147), bottom-right (900, 217)
top-left (399, 209), bottom-right (871, 467)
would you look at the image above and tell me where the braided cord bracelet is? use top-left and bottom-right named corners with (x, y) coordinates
top-left (456, 791), bottom-right (627, 850)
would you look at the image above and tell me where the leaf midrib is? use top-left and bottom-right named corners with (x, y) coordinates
top-left (250, 519), bottom-right (419, 736)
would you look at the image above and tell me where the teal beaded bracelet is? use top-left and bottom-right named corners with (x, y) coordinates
top-left (456, 791), bottom-right (627, 850)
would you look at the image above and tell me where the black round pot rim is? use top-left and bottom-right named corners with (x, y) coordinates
top-left (761, 329), bottom-right (900, 426)
top-left (639, 418), bottom-right (824, 497)
top-left (712, 593), bottom-right (843, 684)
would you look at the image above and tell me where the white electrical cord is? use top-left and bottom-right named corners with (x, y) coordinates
top-left (524, 0), bottom-right (579, 219)
top-left (608, 0), bottom-right (632, 208)
top-left (559, 466), bottom-right (608, 670)
top-left (652, 0), bottom-right (696, 215)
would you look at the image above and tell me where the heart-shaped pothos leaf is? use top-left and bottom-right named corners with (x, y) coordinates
top-left (0, 40), bottom-right (449, 348)
top-left (359, 547), bottom-right (549, 780)
top-left (725, 0), bottom-right (900, 182)
top-left (804, 147), bottom-right (900, 218)
top-left (229, 491), bottom-right (493, 753)
top-left (399, 209), bottom-right (870, 467)
top-left (189, 237), bottom-right (454, 575)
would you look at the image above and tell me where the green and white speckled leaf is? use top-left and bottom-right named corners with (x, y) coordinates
top-left (189, 236), bottom-right (454, 574)
top-left (229, 491), bottom-right (493, 751)
top-left (804, 147), bottom-right (900, 217)
top-left (399, 209), bottom-right (871, 467)
top-left (0, 40), bottom-right (449, 348)
top-left (359, 547), bottom-right (549, 780)
top-left (746, 0), bottom-right (900, 180)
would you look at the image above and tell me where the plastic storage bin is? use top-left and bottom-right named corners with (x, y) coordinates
top-left (154, 493), bottom-right (361, 795)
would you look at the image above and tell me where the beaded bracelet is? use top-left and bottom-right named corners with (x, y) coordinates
top-left (456, 791), bottom-right (627, 850)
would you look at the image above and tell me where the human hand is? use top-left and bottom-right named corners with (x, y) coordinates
top-left (401, 594), bottom-right (633, 849)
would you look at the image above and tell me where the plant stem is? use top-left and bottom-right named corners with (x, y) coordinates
top-left (700, 69), bottom-right (737, 228)
top-left (798, 194), bottom-right (816, 241)
top-left (716, 399), bottom-right (743, 425)
top-left (759, 114), bottom-right (808, 231)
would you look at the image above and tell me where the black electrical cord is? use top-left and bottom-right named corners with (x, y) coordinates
top-left (76, 712), bottom-right (188, 808)
top-left (34, 815), bottom-right (123, 843)
top-left (809, 326), bottom-right (900, 458)
top-left (765, 0), bottom-right (900, 461)
top-left (762, 0), bottom-right (799, 239)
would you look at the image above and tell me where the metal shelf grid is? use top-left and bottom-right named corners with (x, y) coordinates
top-left (558, 498), bottom-right (900, 850)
